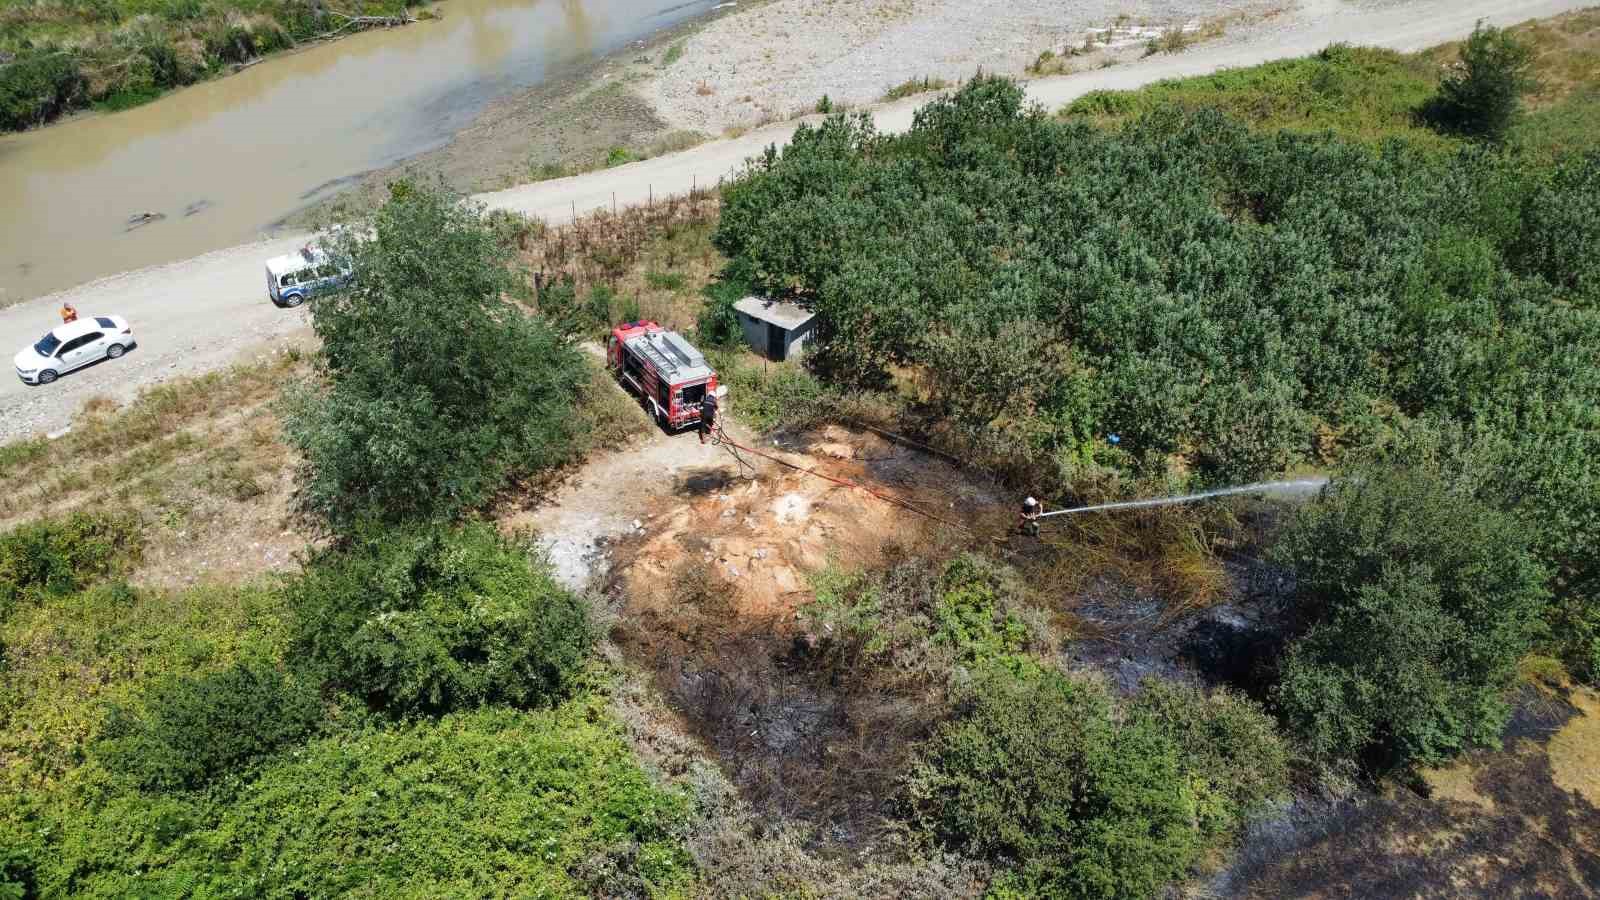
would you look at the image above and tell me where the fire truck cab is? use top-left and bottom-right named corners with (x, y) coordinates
top-left (607, 321), bottom-right (720, 430)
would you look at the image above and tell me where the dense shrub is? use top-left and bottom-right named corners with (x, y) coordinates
top-left (931, 556), bottom-right (1031, 667)
top-left (1130, 680), bottom-right (1290, 840)
top-left (905, 663), bottom-right (1199, 898)
top-left (1269, 467), bottom-right (1548, 769)
top-left (96, 659), bottom-right (321, 791)
top-left (0, 53), bottom-right (84, 131)
top-left (1424, 22), bottom-right (1536, 141)
top-left (285, 182), bottom-right (589, 530)
top-left (1513, 152), bottom-right (1600, 305)
top-left (714, 76), bottom-right (1600, 498)
top-left (0, 512), bottom-right (140, 621)
top-left (286, 522), bottom-right (592, 715)
top-left (18, 703), bottom-right (693, 897)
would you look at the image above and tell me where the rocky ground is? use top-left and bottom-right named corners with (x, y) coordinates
top-left (642, 0), bottom-right (1295, 136)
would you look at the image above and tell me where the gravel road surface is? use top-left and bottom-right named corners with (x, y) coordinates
top-left (0, 0), bottom-right (1585, 443)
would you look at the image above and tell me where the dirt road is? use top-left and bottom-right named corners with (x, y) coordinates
top-left (0, 0), bottom-right (1586, 442)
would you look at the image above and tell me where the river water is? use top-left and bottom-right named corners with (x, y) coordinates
top-left (0, 0), bottom-right (716, 305)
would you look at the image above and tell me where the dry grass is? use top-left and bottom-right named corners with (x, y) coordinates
top-left (1236, 687), bottom-right (1600, 897)
top-left (1548, 687), bottom-right (1600, 805)
top-left (522, 192), bottom-right (724, 334)
top-left (0, 348), bottom-right (314, 588)
top-left (1026, 504), bottom-right (1232, 622)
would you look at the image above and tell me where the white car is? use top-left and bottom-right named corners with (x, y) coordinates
top-left (14, 316), bottom-right (136, 385)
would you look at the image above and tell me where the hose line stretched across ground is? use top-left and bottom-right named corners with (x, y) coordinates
top-left (710, 423), bottom-right (972, 534)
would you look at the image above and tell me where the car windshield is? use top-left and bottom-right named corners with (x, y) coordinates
top-left (33, 333), bottom-right (60, 356)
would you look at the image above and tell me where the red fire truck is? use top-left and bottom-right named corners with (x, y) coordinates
top-left (607, 320), bottom-right (719, 430)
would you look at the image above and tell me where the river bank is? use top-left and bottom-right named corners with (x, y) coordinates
top-left (284, 3), bottom-right (746, 227)
top-left (1, 0), bottom-right (732, 306)
top-left (313, 0), bottom-right (1303, 224)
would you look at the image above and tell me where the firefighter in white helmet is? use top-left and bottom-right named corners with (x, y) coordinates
top-left (1019, 496), bottom-right (1043, 537)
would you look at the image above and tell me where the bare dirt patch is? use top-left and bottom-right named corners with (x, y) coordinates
top-left (603, 424), bottom-right (1009, 843)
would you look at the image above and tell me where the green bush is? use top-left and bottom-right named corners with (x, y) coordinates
top-left (0, 53), bottom-right (85, 131)
top-left (20, 702), bottom-right (693, 897)
top-left (1424, 22), bottom-right (1536, 141)
top-left (285, 182), bottom-right (589, 530)
top-left (644, 270), bottom-right (687, 291)
top-left (695, 277), bottom-right (747, 347)
top-left (905, 663), bottom-right (1200, 898)
top-left (1513, 152), bottom-right (1600, 305)
top-left (96, 659), bottom-right (321, 791)
top-left (931, 556), bottom-right (1029, 667)
top-left (0, 512), bottom-right (141, 621)
top-left (1269, 467), bottom-right (1549, 769)
top-left (286, 522), bottom-right (592, 715)
top-left (1130, 680), bottom-right (1289, 840)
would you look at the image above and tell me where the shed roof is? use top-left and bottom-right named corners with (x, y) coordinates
top-left (734, 296), bottom-right (815, 330)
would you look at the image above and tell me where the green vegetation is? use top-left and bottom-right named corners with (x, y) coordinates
top-left (1424, 21), bottom-right (1538, 141)
top-left (0, 511), bottom-right (140, 621)
top-left (719, 76), bottom-right (1597, 492)
top-left (1065, 44), bottom-right (1448, 148)
top-left (606, 145), bottom-right (637, 167)
top-left (286, 182), bottom-right (590, 530)
top-left (662, 41), bottom-right (685, 66)
top-left (96, 658), bottom-right (321, 790)
top-left (793, 553), bottom-right (1287, 896)
top-left (905, 661), bottom-right (1287, 898)
top-left (0, 0), bottom-right (419, 131)
top-left (1271, 465), bottom-right (1550, 769)
top-left (9, 700), bottom-right (693, 896)
top-left (288, 522), bottom-right (593, 715)
top-left (883, 76), bottom-right (951, 102)
top-left (0, 510), bottom-right (683, 896)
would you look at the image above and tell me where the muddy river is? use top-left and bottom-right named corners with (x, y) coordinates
top-left (0, 0), bottom-right (715, 305)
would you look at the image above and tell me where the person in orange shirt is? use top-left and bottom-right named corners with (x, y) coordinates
top-left (60, 303), bottom-right (78, 323)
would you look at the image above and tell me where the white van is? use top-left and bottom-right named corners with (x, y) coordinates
top-left (265, 245), bottom-right (352, 308)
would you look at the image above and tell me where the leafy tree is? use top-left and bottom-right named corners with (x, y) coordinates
top-left (1424, 22), bottom-right (1537, 141)
top-left (1269, 467), bottom-right (1548, 769)
top-left (284, 181), bottom-right (588, 531)
top-left (286, 522), bottom-right (592, 715)
top-left (905, 662), bottom-right (1200, 898)
top-left (96, 659), bottom-right (321, 791)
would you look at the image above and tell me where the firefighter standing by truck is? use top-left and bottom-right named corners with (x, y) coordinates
top-left (699, 391), bottom-right (720, 444)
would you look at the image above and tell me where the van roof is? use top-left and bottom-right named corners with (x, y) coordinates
top-left (265, 246), bottom-right (327, 276)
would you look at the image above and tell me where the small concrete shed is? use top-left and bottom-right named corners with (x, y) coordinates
top-left (733, 296), bottom-right (816, 362)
